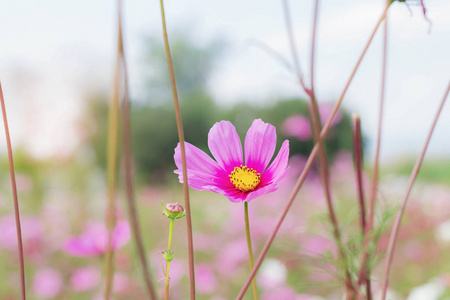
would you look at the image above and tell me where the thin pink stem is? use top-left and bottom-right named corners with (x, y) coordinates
top-left (0, 82), bottom-right (26, 300)
top-left (352, 114), bottom-right (372, 300)
top-left (118, 5), bottom-right (158, 299)
top-left (236, 7), bottom-right (389, 298)
top-left (381, 81), bottom-right (450, 300)
top-left (352, 114), bottom-right (366, 233)
top-left (308, 0), bottom-right (355, 295)
top-left (309, 0), bottom-right (319, 97)
top-left (367, 0), bottom-right (389, 237)
top-left (158, 0), bottom-right (196, 297)
top-left (357, 3), bottom-right (389, 292)
top-left (281, 0), bottom-right (308, 93)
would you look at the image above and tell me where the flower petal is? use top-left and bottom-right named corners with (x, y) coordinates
top-left (220, 188), bottom-right (247, 203)
top-left (208, 121), bottom-right (243, 173)
top-left (245, 184), bottom-right (279, 202)
top-left (244, 119), bottom-right (277, 173)
top-left (112, 221), bottom-right (130, 249)
top-left (174, 142), bottom-right (233, 192)
top-left (263, 140), bottom-right (290, 184)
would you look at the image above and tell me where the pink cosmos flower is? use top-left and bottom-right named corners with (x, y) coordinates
top-left (215, 239), bottom-right (249, 275)
top-left (318, 103), bottom-right (342, 127)
top-left (64, 220), bottom-right (130, 257)
top-left (174, 119), bottom-right (290, 202)
top-left (196, 264), bottom-right (217, 294)
top-left (281, 115), bottom-right (312, 141)
top-left (0, 214), bottom-right (43, 255)
top-left (32, 268), bottom-right (63, 299)
top-left (70, 267), bottom-right (100, 292)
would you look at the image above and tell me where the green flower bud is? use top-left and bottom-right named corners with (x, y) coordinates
top-left (162, 250), bottom-right (174, 262)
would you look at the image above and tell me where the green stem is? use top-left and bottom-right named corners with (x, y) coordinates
top-left (104, 2), bottom-right (121, 297)
top-left (244, 202), bottom-right (258, 300)
top-left (165, 218), bottom-right (175, 300)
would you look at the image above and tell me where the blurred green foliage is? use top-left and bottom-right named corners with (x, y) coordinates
top-left (85, 34), bottom-right (353, 183)
top-left (383, 159), bottom-right (450, 185)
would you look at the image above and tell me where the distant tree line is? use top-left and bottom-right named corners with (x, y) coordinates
top-left (85, 34), bottom-right (353, 183)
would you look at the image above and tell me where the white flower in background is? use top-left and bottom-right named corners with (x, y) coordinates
top-left (407, 278), bottom-right (446, 300)
top-left (257, 258), bottom-right (287, 290)
top-left (435, 220), bottom-right (450, 243)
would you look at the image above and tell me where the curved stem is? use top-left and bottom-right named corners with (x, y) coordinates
top-left (158, 0), bottom-right (196, 298)
top-left (118, 2), bottom-right (158, 298)
top-left (282, 0), bottom-right (307, 91)
top-left (236, 6), bottom-right (389, 298)
top-left (0, 82), bottom-right (26, 300)
top-left (244, 202), bottom-right (258, 300)
top-left (165, 218), bottom-right (175, 300)
top-left (381, 82), bottom-right (450, 300)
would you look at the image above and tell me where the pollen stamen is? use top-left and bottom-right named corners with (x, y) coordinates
top-left (229, 165), bottom-right (261, 192)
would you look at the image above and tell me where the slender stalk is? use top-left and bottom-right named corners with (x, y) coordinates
top-left (0, 82), bottom-right (26, 300)
top-left (117, 2), bottom-right (158, 298)
top-left (381, 82), bottom-right (450, 300)
top-left (281, 0), bottom-right (308, 92)
top-left (247, 40), bottom-right (293, 74)
top-left (309, 0), bottom-right (319, 97)
top-left (352, 114), bottom-right (366, 233)
top-left (237, 7), bottom-right (389, 298)
top-left (357, 3), bottom-right (389, 294)
top-left (352, 114), bottom-right (371, 300)
top-left (308, 2), bottom-right (357, 297)
top-left (367, 0), bottom-right (389, 239)
top-left (165, 218), bottom-right (175, 300)
top-left (158, 0), bottom-right (196, 298)
top-left (103, 3), bottom-right (122, 298)
top-left (244, 202), bottom-right (258, 300)
top-left (284, 0), bottom-right (355, 295)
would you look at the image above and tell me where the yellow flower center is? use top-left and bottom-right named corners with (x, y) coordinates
top-left (229, 165), bottom-right (261, 192)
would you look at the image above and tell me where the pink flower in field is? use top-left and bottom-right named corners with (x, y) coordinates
top-left (302, 235), bottom-right (334, 255)
top-left (64, 220), bottom-right (130, 257)
top-left (113, 272), bottom-right (131, 292)
top-left (281, 104), bottom-right (341, 142)
top-left (281, 115), bottom-right (312, 141)
top-left (318, 103), bottom-right (342, 127)
top-left (174, 119), bottom-right (290, 203)
top-left (70, 267), bottom-right (100, 292)
top-left (32, 268), bottom-right (63, 299)
top-left (196, 264), bottom-right (217, 294)
top-left (215, 239), bottom-right (248, 275)
top-left (0, 215), bottom-right (43, 255)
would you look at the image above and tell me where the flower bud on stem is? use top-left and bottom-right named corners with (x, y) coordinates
top-left (162, 203), bottom-right (185, 300)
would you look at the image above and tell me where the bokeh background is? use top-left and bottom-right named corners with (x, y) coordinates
top-left (0, 0), bottom-right (449, 299)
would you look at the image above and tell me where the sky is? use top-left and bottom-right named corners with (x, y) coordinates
top-left (0, 0), bottom-right (449, 162)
